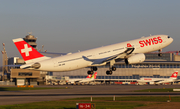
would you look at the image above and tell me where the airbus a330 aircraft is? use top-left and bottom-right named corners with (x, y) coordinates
top-left (137, 71), bottom-right (178, 85)
top-left (13, 35), bottom-right (173, 75)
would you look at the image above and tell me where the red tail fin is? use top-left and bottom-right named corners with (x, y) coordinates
top-left (86, 74), bottom-right (92, 78)
top-left (93, 72), bottom-right (97, 79)
top-left (13, 38), bottom-right (44, 62)
top-left (170, 71), bottom-right (178, 78)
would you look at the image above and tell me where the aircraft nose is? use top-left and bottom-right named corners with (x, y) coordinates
top-left (170, 37), bottom-right (173, 43)
top-left (167, 36), bottom-right (173, 43)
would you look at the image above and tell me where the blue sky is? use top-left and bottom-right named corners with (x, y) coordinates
top-left (0, 0), bottom-right (180, 64)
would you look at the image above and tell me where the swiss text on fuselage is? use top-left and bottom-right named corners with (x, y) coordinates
top-left (139, 36), bottom-right (163, 47)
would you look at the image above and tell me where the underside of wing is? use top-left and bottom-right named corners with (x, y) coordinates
top-left (83, 47), bottom-right (135, 66)
top-left (102, 47), bottom-right (135, 63)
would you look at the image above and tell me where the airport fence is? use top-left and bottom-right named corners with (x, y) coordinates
top-left (0, 81), bottom-right (15, 86)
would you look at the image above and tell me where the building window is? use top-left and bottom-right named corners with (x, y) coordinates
top-left (126, 65), bottom-right (129, 68)
top-left (112, 76), bottom-right (116, 79)
top-left (18, 72), bottom-right (32, 76)
top-left (153, 75), bottom-right (160, 78)
top-left (162, 64), bottom-right (166, 68)
top-left (133, 75), bottom-right (140, 79)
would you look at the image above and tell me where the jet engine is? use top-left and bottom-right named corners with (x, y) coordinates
top-left (125, 53), bottom-right (145, 64)
top-left (31, 62), bottom-right (41, 69)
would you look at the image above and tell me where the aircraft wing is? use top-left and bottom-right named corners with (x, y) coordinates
top-left (102, 47), bottom-right (135, 62)
top-left (79, 79), bottom-right (93, 83)
top-left (83, 47), bottom-right (134, 66)
top-left (67, 79), bottom-right (82, 84)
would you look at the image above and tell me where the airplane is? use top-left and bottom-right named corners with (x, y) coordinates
top-left (13, 34), bottom-right (173, 75)
top-left (137, 71), bottom-right (178, 85)
top-left (67, 72), bottom-right (97, 85)
top-left (66, 73), bottom-right (92, 84)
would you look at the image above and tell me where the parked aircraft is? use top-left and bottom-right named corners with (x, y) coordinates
top-left (67, 72), bottom-right (97, 85)
top-left (13, 35), bottom-right (173, 75)
top-left (137, 71), bottom-right (178, 85)
top-left (66, 73), bottom-right (92, 84)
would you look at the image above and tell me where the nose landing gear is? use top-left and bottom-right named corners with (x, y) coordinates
top-left (158, 49), bottom-right (162, 57)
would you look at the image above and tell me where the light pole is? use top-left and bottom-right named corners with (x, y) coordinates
top-left (1, 43), bottom-right (8, 81)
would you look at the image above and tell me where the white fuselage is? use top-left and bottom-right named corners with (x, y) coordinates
top-left (67, 78), bottom-right (95, 84)
top-left (137, 77), bottom-right (177, 84)
top-left (21, 35), bottom-right (173, 72)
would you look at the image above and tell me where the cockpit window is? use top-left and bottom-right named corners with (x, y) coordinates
top-left (168, 36), bottom-right (171, 38)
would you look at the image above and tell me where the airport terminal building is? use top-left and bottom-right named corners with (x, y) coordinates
top-left (53, 52), bottom-right (180, 81)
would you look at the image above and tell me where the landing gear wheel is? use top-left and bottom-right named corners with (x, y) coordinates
top-left (158, 53), bottom-right (162, 57)
top-left (87, 70), bottom-right (93, 75)
top-left (91, 67), bottom-right (97, 71)
top-left (111, 66), bottom-right (116, 71)
top-left (106, 70), bottom-right (113, 75)
top-left (87, 67), bottom-right (97, 75)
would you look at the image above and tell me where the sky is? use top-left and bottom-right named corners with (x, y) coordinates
top-left (0, 0), bottom-right (180, 65)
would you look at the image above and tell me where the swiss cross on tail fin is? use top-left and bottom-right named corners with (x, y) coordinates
top-left (170, 71), bottom-right (178, 78)
top-left (21, 44), bottom-right (32, 56)
top-left (13, 38), bottom-right (44, 62)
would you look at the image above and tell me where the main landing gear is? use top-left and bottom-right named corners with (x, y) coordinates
top-left (158, 49), bottom-right (162, 57)
top-left (87, 66), bottom-right (116, 75)
top-left (87, 67), bottom-right (97, 75)
top-left (106, 66), bottom-right (116, 75)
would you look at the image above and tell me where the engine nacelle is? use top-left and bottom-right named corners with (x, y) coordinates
top-left (31, 62), bottom-right (41, 69)
top-left (125, 53), bottom-right (145, 64)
